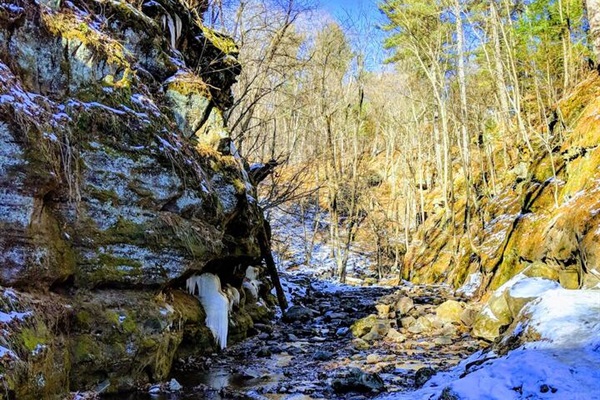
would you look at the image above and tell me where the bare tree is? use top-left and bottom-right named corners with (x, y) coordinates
top-left (588, 0), bottom-right (600, 62)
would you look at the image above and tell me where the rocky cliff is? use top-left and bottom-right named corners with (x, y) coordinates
top-left (402, 72), bottom-right (600, 340)
top-left (0, 0), bottom-right (272, 397)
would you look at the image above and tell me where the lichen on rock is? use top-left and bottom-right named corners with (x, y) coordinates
top-left (0, 0), bottom-right (271, 396)
top-left (402, 73), bottom-right (600, 298)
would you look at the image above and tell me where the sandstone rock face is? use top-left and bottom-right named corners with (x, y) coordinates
top-left (0, 0), bottom-right (269, 396)
top-left (401, 75), bottom-right (600, 294)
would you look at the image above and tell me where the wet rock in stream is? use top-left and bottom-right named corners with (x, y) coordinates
top-left (161, 274), bottom-right (485, 400)
top-left (331, 367), bottom-right (385, 394)
top-left (283, 305), bottom-right (315, 322)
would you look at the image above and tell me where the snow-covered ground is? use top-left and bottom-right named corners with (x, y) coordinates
top-left (267, 204), bottom-right (374, 279)
top-left (379, 287), bottom-right (600, 400)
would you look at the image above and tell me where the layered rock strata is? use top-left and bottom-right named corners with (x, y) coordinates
top-left (0, 0), bottom-right (272, 396)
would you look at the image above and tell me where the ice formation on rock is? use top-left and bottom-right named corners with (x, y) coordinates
top-left (186, 273), bottom-right (229, 349)
top-left (243, 266), bottom-right (261, 299)
top-left (224, 284), bottom-right (240, 311)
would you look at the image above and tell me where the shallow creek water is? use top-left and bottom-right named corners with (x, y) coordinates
top-left (107, 275), bottom-right (483, 400)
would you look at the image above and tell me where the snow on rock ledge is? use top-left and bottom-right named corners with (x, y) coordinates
top-left (502, 288), bottom-right (600, 351)
top-left (472, 275), bottom-right (560, 341)
top-left (378, 288), bottom-right (600, 400)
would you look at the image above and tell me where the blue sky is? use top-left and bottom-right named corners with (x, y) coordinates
top-left (317, 0), bottom-right (389, 70)
top-left (320, 0), bottom-right (381, 19)
top-left (319, 0), bottom-right (384, 28)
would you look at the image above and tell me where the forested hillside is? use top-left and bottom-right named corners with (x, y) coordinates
top-left (0, 0), bottom-right (599, 398)
top-left (216, 0), bottom-right (600, 289)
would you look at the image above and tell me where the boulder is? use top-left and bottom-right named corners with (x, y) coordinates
top-left (471, 307), bottom-right (506, 341)
top-left (386, 328), bottom-right (406, 343)
top-left (366, 353), bottom-right (383, 364)
top-left (559, 269), bottom-right (581, 289)
top-left (435, 300), bottom-right (465, 324)
top-left (351, 314), bottom-right (378, 337)
top-left (283, 305), bottom-right (314, 323)
top-left (313, 350), bottom-right (334, 361)
top-left (472, 289), bottom-right (513, 341)
top-left (487, 292), bottom-right (513, 325)
top-left (494, 288), bottom-right (600, 356)
top-left (460, 308), bottom-right (477, 327)
top-left (362, 331), bottom-right (383, 342)
top-left (473, 275), bottom-right (562, 341)
top-left (370, 321), bottom-right (391, 336)
top-left (407, 316), bottom-right (433, 334)
top-left (401, 316), bottom-right (417, 329)
top-left (434, 336), bottom-right (453, 345)
top-left (522, 262), bottom-right (559, 281)
top-left (506, 278), bottom-right (560, 317)
top-left (414, 367), bottom-right (436, 388)
top-left (336, 327), bottom-right (350, 336)
top-left (352, 338), bottom-right (371, 350)
top-left (396, 296), bottom-right (415, 315)
top-left (257, 346), bottom-right (272, 357)
top-left (376, 304), bottom-right (392, 318)
top-left (331, 367), bottom-right (385, 393)
top-left (427, 313), bottom-right (445, 329)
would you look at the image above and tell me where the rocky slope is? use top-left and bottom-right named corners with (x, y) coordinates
top-left (0, 0), bottom-right (273, 397)
top-left (400, 72), bottom-right (600, 339)
top-left (406, 73), bottom-right (600, 292)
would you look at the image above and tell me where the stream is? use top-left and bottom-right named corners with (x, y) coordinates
top-left (108, 274), bottom-right (484, 400)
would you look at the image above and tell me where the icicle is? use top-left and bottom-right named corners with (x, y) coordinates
top-left (166, 14), bottom-right (176, 49)
top-left (243, 266), bottom-right (261, 299)
top-left (185, 275), bottom-right (196, 295)
top-left (175, 14), bottom-right (182, 43)
top-left (185, 274), bottom-right (229, 349)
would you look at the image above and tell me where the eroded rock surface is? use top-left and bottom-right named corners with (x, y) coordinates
top-left (0, 0), bottom-right (270, 396)
top-left (402, 74), bottom-right (600, 295)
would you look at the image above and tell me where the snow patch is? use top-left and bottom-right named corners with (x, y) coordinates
top-left (456, 272), bottom-right (482, 298)
top-left (269, 205), bottom-right (371, 280)
top-left (310, 278), bottom-right (361, 294)
top-left (0, 310), bottom-right (31, 323)
top-left (519, 288), bottom-right (600, 350)
top-left (0, 346), bottom-right (16, 359)
top-left (378, 288), bottom-right (600, 400)
top-left (508, 278), bottom-right (560, 299)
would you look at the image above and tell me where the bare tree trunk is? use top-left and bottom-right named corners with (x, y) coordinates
top-left (455, 0), bottom-right (471, 232)
top-left (500, 0), bottom-right (533, 154)
top-left (258, 222), bottom-right (288, 313)
top-left (490, 3), bottom-right (511, 139)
